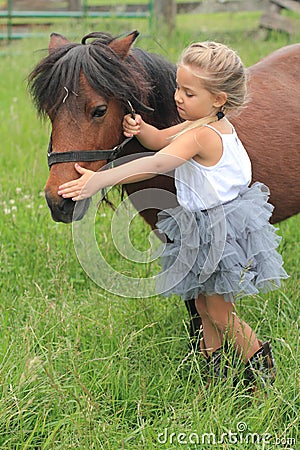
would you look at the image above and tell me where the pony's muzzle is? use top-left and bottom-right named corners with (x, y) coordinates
top-left (45, 194), bottom-right (90, 223)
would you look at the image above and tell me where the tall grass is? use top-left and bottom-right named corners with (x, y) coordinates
top-left (0, 13), bottom-right (299, 449)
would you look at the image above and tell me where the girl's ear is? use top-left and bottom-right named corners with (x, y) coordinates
top-left (213, 92), bottom-right (227, 108)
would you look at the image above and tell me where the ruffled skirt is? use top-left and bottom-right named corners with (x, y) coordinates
top-left (155, 182), bottom-right (288, 302)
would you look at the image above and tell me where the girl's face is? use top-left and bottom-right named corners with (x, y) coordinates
top-left (174, 65), bottom-right (219, 121)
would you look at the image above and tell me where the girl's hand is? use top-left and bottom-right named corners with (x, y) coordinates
top-left (123, 114), bottom-right (142, 137)
top-left (57, 164), bottom-right (99, 201)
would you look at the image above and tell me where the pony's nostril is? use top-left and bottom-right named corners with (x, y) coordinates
top-left (58, 197), bottom-right (74, 213)
top-left (57, 197), bottom-right (90, 221)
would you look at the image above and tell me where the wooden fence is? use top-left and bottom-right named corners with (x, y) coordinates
top-left (0, 0), bottom-right (154, 40)
top-left (260, 0), bottom-right (300, 34)
top-left (0, 1), bottom-right (299, 41)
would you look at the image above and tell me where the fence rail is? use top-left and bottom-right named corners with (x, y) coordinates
top-left (0, 0), bottom-right (153, 40)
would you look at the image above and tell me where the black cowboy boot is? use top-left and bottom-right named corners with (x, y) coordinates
top-left (189, 314), bottom-right (203, 351)
top-left (207, 346), bottom-right (229, 381)
top-left (206, 342), bottom-right (240, 383)
top-left (244, 341), bottom-right (276, 390)
top-left (185, 299), bottom-right (203, 351)
top-left (206, 342), bottom-right (247, 386)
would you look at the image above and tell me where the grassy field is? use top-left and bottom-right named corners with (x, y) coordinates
top-left (0, 11), bottom-right (299, 450)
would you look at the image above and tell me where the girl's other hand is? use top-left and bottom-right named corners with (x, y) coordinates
top-left (123, 114), bottom-right (142, 137)
top-left (57, 164), bottom-right (98, 201)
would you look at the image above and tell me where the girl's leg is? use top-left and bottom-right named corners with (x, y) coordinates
top-left (205, 293), bottom-right (261, 362)
top-left (195, 294), bottom-right (223, 355)
top-left (197, 294), bottom-right (275, 389)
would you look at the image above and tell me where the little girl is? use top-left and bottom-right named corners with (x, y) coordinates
top-left (58, 41), bottom-right (288, 388)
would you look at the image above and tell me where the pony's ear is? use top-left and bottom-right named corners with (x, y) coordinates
top-left (109, 30), bottom-right (139, 59)
top-left (49, 33), bottom-right (70, 53)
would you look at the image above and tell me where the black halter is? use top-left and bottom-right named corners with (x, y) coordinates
top-left (47, 135), bottom-right (133, 167)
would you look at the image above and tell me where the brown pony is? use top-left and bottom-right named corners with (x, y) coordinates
top-left (28, 31), bottom-right (300, 338)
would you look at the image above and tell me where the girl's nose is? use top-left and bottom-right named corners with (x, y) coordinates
top-left (174, 90), bottom-right (183, 103)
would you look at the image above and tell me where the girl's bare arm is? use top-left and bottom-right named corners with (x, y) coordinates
top-left (123, 114), bottom-right (189, 150)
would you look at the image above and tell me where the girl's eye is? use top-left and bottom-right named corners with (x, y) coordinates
top-left (92, 105), bottom-right (107, 118)
top-left (186, 92), bottom-right (193, 98)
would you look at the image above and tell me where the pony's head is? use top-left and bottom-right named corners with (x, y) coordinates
top-left (29, 31), bottom-right (155, 223)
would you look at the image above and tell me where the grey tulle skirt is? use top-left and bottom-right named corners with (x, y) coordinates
top-left (155, 182), bottom-right (288, 302)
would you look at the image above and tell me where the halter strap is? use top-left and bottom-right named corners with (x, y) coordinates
top-left (47, 135), bottom-right (134, 167)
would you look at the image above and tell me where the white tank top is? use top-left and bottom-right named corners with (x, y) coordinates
top-left (175, 124), bottom-right (252, 211)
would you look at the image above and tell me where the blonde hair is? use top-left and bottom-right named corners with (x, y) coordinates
top-left (174, 41), bottom-right (248, 137)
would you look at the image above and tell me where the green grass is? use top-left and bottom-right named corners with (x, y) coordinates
top-left (0, 13), bottom-right (299, 450)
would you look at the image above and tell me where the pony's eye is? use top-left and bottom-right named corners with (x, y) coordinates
top-left (92, 105), bottom-right (107, 118)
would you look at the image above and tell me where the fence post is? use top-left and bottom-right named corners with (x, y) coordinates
top-left (7, 0), bottom-right (12, 41)
top-left (153, 0), bottom-right (177, 34)
top-left (148, 0), bottom-right (154, 32)
top-left (82, 0), bottom-right (88, 18)
top-left (68, 0), bottom-right (81, 11)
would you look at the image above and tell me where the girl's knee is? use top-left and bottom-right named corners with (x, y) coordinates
top-left (205, 295), bottom-right (235, 329)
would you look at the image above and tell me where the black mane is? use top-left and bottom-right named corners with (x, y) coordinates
top-left (28, 32), bottom-right (180, 129)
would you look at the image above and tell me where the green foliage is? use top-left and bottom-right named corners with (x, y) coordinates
top-left (0, 14), bottom-right (299, 449)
